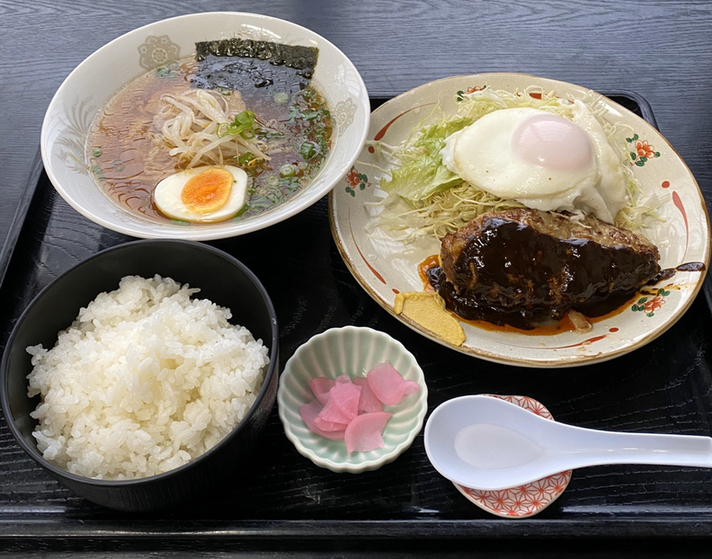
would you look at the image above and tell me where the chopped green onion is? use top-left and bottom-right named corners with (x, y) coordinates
top-left (273, 92), bottom-right (289, 104)
top-left (279, 164), bottom-right (297, 178)
top-left (233, 203), bottom-right (249, 218)
top-left (266, 175), bottom-right (280, 187)
top-left (299, 141), bottom-right (318, 161)
top-left (279, 175), bottom-right (301, 193)
top-left (239, 152), bottom-right (257, 166)
top-left (218, 110), bottom-right (257, 139)
top-left (287, 105), bottom-right (300, 123)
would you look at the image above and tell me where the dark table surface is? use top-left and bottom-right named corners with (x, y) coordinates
top-left (2, 0), bottom-right (712, 556)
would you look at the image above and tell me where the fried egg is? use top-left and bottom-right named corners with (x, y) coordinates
top-left (440, 102), bottom-right (627, 223)
top-left (154, 165), bottom-right (248, 223)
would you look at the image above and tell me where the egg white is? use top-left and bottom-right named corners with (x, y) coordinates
top-left (154, 165), bottom-right (248, 223)
top-left (441, 104), bottom-right (628, 224)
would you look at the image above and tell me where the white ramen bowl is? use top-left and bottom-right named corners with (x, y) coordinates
top-left (41, 12), bottom-right (370, 240)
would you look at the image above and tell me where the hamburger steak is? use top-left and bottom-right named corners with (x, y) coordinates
top-left (427, 208), bottom-right (661, 329)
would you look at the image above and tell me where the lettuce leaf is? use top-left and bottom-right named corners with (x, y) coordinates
top-left (380, 117), bottom-right (473, 204)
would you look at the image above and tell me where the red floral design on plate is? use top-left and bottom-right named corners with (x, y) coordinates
top-left (626, 133), bottom-right (660, 167)
top-left (344, 166), bottom-right (371, 197)
top-left (632, 288), bottom-right (670, 317)
top-left (453, 395), bottom-right (572, 518)
top-left (636, 140), bottom-right (656, 159)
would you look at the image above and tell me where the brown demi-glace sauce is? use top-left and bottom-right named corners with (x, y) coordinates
top-left (417, 255), bottom-right (707, 336)
top-left (434, 212), bottom-right (664, 330)
top-left (651, 261), bottom-right (706, 282)
top-left (417, 255), bottom-right (440, 292)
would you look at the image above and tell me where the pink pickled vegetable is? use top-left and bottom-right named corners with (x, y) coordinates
top-left (352, 376), bottom-right (384, 413)
top-left (367, 362), bottom-right (420, 405)
top-left (329, 380), bottom-right (362, 420)
top-left (313, 405), bottom-right (350, 431)
top-left (313, 415), bottom-right (349, 433)
top-left (308, 377), bottom-right (335, 405)
top-left (344, 411), bottom-right (392, 453)
top-left (299, 400), bottom-right (346, 441)
top-left (314, 381), bottom-right (361, 430)
top-left (300, 363), bottom-right (418, 452)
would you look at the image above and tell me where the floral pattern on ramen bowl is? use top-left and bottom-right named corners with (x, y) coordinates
top-left (329, 73), bottom-right (710, 368)
top-left (41, 12), bottom-right (370, 240)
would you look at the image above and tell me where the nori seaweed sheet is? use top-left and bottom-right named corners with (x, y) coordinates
top-left (192, 39), bottom-right (318, 95)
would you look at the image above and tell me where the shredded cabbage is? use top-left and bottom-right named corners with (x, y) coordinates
top-left (375, 86), bottom-right (653, 242)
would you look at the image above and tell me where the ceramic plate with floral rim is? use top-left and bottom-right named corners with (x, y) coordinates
top-left (41, 12), bottom-right (369, 240)
top-left (329, 73), bottom-right (710, 368)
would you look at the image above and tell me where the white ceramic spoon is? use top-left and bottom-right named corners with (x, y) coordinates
top-left (424, 394), bottom-right (712, 491)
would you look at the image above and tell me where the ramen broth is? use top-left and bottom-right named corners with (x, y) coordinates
top-left (86, 58), bottom-right (332, 223)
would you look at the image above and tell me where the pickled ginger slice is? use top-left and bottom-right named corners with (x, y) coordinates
top-left (313, 381), bottom-right (361, 431)
top-left (299, 400), bottom-right (346, 441)
top-left (367, 362), bottom-right (420, 406)
top-left (352, 376), bottom-right (384, 413)
top-left (308, 377), bottom-right (335, 405)
top-left (344, 411), bottom-right (392, 453)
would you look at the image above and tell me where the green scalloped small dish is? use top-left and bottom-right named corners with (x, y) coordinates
top-left (278, 326), bottom-right (428, 473)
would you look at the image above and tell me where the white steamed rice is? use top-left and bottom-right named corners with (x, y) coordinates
top-left (26, 274), bottom-right (269, 480)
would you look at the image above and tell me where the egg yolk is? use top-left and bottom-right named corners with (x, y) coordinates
top-left (181, 168), bottom-right (234, 214)
top-left (512, 113), bottom-right (594, 173)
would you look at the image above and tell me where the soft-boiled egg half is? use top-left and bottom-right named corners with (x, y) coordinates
top-left (440, 102), bottom-right (627, 223)
top-left (154, 165), bottom-right (248, 223)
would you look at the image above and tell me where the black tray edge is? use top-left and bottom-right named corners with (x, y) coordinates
top-left (0, 148), bottom-right (43, 291)
top-left (2, 516), bottom-right (712, 540)
top-left (604, 89), bottom-right (659, 130)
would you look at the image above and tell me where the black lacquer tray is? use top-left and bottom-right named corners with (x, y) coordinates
top-left (1, 94), bottom-right (712, 554)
